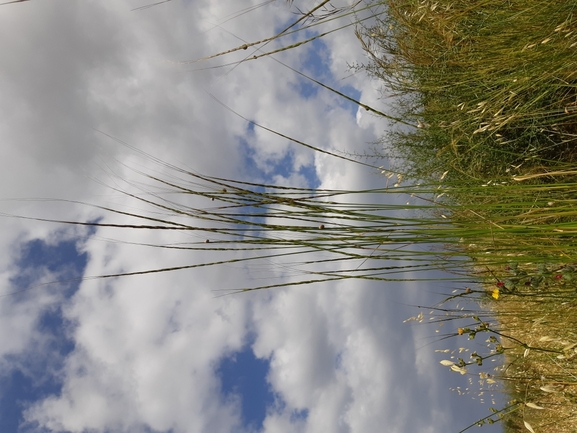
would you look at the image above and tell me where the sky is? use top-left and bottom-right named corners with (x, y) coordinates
top-left (0, 1), bottom-right (506, 432)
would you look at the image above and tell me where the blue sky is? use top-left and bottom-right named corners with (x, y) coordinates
top-left (0, 1), bottom-right (507, 433)
top-left (217, 340), bottom-right (275, 430)
top-left (1, 235), bottom-right (86, 432)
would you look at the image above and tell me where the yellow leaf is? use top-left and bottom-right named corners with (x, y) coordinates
top-left (450, 365), bottom-right (467, 375)
top-left (540, 385), bottom-right (559, 393)
top-left (492, 289), bottom-right (500, 299)
top-left (524, 420), bottom-right (536, 433)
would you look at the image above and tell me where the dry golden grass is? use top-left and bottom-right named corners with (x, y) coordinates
top-left (483, 266), bottom-right (577, 432)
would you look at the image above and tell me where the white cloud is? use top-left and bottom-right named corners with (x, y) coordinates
top-left (250, 280), bottom-right (451, 433)
top-left (25, 276), bottom-right (248, 433)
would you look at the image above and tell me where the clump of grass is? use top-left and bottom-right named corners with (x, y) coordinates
top-left (102, 1), bottom-right (577, 430)
top-left (17, 158), bottom-right (574, 296)
top-left (357, 0), bottom-right (577, 184)
top-left (351, 1), bottom-right (577, 431)
top-left (426, 262), bottom-right (577, 433)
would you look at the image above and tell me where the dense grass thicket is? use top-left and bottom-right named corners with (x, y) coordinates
top-left (359, 1), bottom-right (577, 182)
top-left (354, 1), bottom-right (577, 431)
